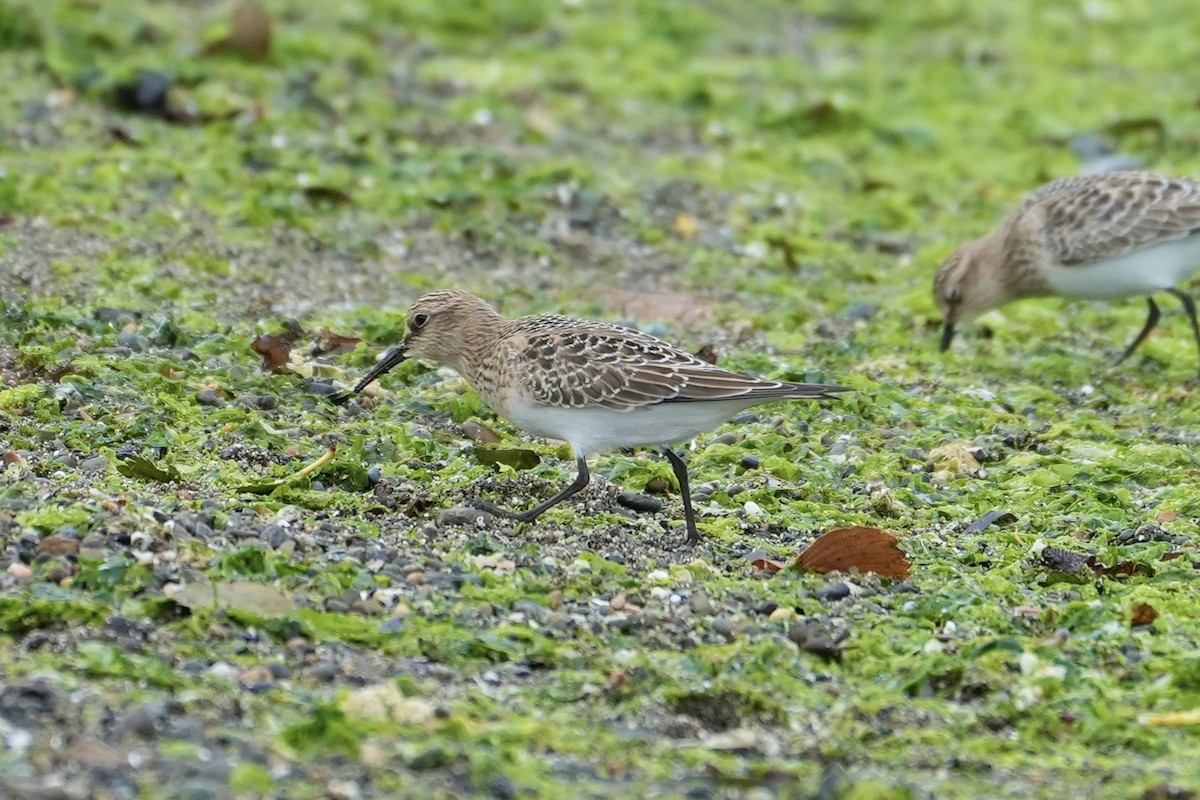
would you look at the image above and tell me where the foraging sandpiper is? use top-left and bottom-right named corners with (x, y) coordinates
top-left (934, 170), bottom-right (1200, 373)
top-left (336, 289), bottom-right (849, 544)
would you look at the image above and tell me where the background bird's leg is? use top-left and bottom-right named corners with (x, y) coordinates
top-left (661, 447), bottom-right (701, 545)
top-left (1166, 288), bottom-right (1200, 377)
top-left (471, 455), bottom-right (590, 522)
top-left (1113, 296), bottom-right (1161, 366)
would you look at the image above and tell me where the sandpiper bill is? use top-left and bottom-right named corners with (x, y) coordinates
top-left (934, 170), bottom-right (1200, 373)
top-left (335, 289), bottom-right (849, 544)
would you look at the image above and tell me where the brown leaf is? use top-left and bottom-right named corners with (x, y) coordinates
top-left (746, 546), bottom-right (784, 572)
top-left (311, 327), bottom-right (362, 357)
top-left (1131, 603), bottom-right (1158, 627)
top-left (1156, 510), bottom-right (1177, 524)
top-left (795, 526), bottom-right (910, 579)
top-left (604, 289), bottom-right (713, 326)
top-left (251, 334), bottom-right (291, 373)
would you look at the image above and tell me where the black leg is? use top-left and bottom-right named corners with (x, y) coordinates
top-left (1114, 296), bottom-right (1161, 366)
top-left (1167, 288), bottom-right (1200, 377)
top-left (661, 447), bottom-right (701, 545)
top-left (471, 455), bottom-right (591, 523)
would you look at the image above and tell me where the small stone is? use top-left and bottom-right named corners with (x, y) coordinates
top-left (617, 492), bottom-right (662, 514)
top-left (406, 571), bottom-right (426, 585)
top-left (740, 454), bottom-right (761, 469)
top-left (690, 592), bottom-right (715, 616)
top-left (712, 615), bottom-right (735, 639)
top-left (36, 535), bottom-right (80, 557)
top-left (546, 590), bottom-right (564, 610)
top-left (815, 582), bottom-right (851, 602)
top-left (238, 665), bottom-right (275, 689)
top-left (437, 506), bottom-right (494, 526)
top-left (81, 455), bottom-right (108, 472)
top-left (513, 599), bottom-right (551, 623)
top-left (609, 593), bottom-right (626, 611)
top-left (7, 563), bottom-right (32, 579)
top-left (196, 388), bottom-right (224, 407)
top-left (351, 599), bottom-right (384, 616)
top-left (768, 607), bottom-right (794, 622)
top-left (117, 331), bottom-right (148, 351)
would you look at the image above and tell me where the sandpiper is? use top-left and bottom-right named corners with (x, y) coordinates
top-left (934, 170), bottom-right (1200, 373)
top-left (335, 289), bottom-right (849, 544)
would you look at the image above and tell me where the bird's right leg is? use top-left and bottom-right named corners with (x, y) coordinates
top-left (471, 455), bottom-right (591, 523)
top-left (1113, 296), bottom-right (1161, 366)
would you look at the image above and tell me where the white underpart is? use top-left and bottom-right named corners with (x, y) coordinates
top-left (503, 397), bottom-right (773, 456)
top-left (1044, 235), bottom-right (1200, 300)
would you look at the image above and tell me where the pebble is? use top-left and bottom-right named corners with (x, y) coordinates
top-left (690, 592), bottom-right (715, 616)
top-left (195, 388), bottom-right (224, 407)
top-left (616, 492), bottom-right (662, 514)
top-left (814, 582), bottom-right (851, 602)
top-left (117, 331), bottom-right (148, 351)
top-left (513, 600), bottom-right (552, 623)
top-left (81, 455), bottom-right (108, 472)
top-left (7, 563), bottom-right (32, 579)
top-left (768, 607), bottom-right (794, 622)
top-left (437, 506), bottom-right (494, 526)
top-left (546, 590), bottom-right (564, 609)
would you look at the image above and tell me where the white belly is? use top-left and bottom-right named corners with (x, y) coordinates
top-left (503, 398), bottom-right (768, 456)
top-left (1044, 236), bottom-right (1200, 300)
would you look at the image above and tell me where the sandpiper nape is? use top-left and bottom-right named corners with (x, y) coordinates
top-left (334, 289), bottom-right (849, 544)
top-left (934, 171), bottom-right (1200, 374)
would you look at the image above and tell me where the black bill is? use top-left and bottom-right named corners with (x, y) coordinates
top-left (329, 342), bottom-right (408, 405)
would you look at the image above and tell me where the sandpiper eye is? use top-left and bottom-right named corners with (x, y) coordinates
top-left (409, 312), bottom-right (430, 330)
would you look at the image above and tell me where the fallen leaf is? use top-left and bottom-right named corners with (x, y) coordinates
top-left (796, 526), bottom-right (910, 579)
top-left (167, 579), bottom-right (295, 617)
top-left (302, 186), bottom-right (353, 207)
top-left (745, 547), bottom-right (784, 572)
top-left (673, 212), bottom-right (699, 240)
top-left (473, 447), bottom-right (541, 471)
top-left (929, 443), bottom-right (981, 475)
top-left (604, 289), bottom-right (714, 326)
top-left (1156, 510), bottom-right (1178, 524)
top-left (311, 328), bottom-right (362, 357)
top-left (251, 334), bottom-right (291, 373)
top-left (202, 1), bottom-right (272, 59)
top-left (963, 509), bottom-right (1017, 534)
top-left (236, 446), bottom-right (336, 494)
top-left (1131, 603), bottom-right (1158, 627)
top-left (115, 456), bottom-right (182, 483)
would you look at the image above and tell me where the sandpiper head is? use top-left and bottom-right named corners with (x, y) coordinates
top-left (346, 289), bottom-right (497, 395)
top-left (933, 236), bottom-right (1010, 351)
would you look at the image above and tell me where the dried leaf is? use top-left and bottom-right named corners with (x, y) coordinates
top-left (36, 535), bottom-right (80, 557)
top-left (115, 456), bottom-right (182, 483)
top-left (1131, 603), bottom-right (1158, 627)
top-left (795, 526), bottom-right (910, 579)
top-left (311, 327), bottom-right (362, 357)
top-left (251, 333), bottom-right (291, 373)
top-left (168, 579), bottom-right (295, 617)
top-left (473, 447), bottom-right (541, 471)
top-left (745, 547), bottom-right (784, 572)
top-left (1156, 510), bottom-right (1178, 524)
